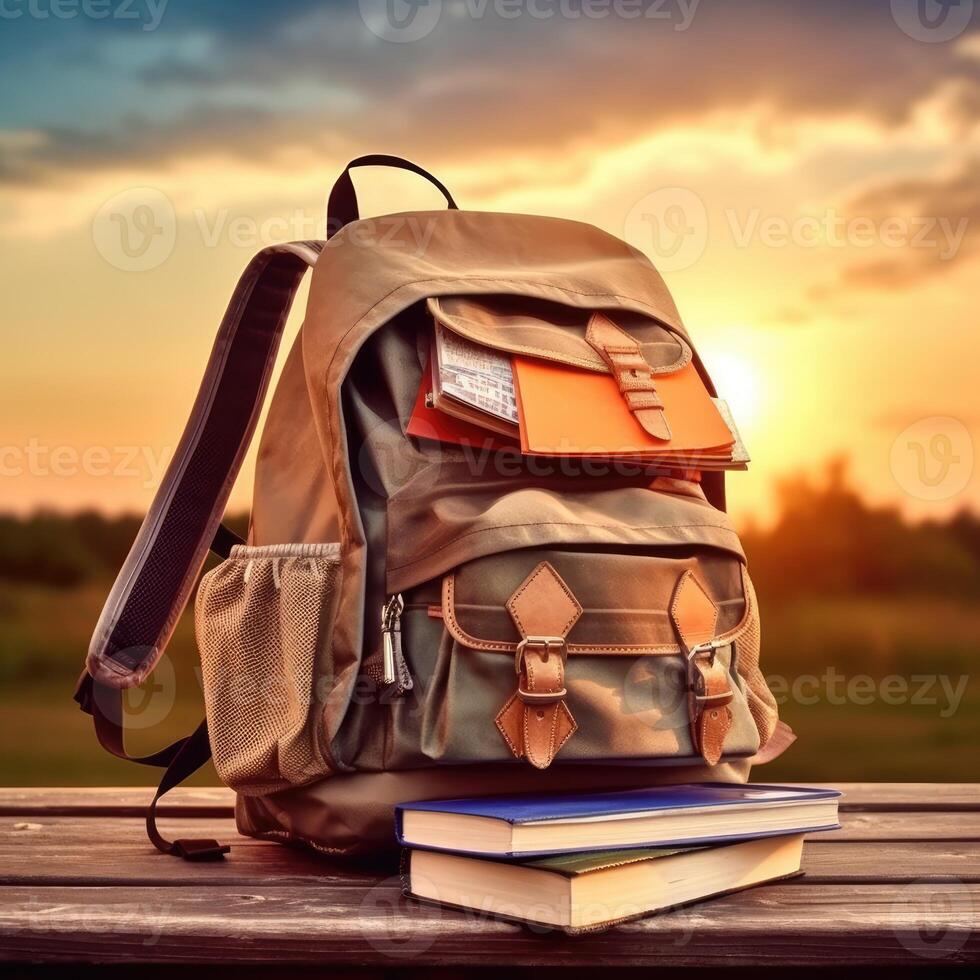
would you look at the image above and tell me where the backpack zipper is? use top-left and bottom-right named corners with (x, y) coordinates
top-left (380, 593), bottom-right (412, 692)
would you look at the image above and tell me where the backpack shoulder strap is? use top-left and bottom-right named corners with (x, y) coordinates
top-left (86, 240), bottom-right (322, 690)
top-left (73, 241), bottom-right (321, 859)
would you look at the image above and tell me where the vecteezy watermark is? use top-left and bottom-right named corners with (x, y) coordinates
top-left (766, 669), bottom-right (970, 719)
top-left (0, 439), bottom-right (171, 490)
top-left (356, 414), bottom-right (705, 503)
top-left (196, 209), bottom-right (438, 256)
top-left (359, 875), bottom-right (442, 957)
top-left (624, 187), bottom-right (709, 273)
top-left (892, 879), bottom-right (974, 959)
top-left (89, 650), bottom-right (178, 731)
top-left (358, 0), bottom-right (443, 42)
top-left (93, 188), bottom-right (442, 271)
top-left (0, 0), bottom-right (168, 31)
top-left (622, 655), bottom-right (691, 730)
top-left (12, 893), bottom-right (171, 947)
top-left (621, 664), bottom-right (971, 736)
top-left (890, 0), bottom-right (974, 43)
top-left (725, 209), bottom-right (969, 260)
top-left (359, 871), bottom-right (684, 941)
top-left (624, 189), bottom-right (970, 273)
top-left (358, 0), bottom-right (700, 42)
top-left (890, 416), bottom-right (974, 502)
top-left (92, 187), bottom-right (177, 272)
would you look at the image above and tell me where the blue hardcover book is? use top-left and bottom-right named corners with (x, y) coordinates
top-left (395, 782), bottom-right (841, 857)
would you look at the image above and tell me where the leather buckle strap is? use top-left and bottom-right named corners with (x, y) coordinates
top-left (514, 636), bottom-right (566, 673)
top-left (669, 570), bottom-right (735, 766)
top-left (586, 312), bottom-right (680, 440)
top-left (516, 636), bottom-right (568, 704)
top-left (688, 639), bottom-right (734, 706)
top-left (496, 563), bottom-right (581, 769)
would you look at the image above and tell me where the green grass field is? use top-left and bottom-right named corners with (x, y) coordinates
top-left (1, 582), bottom-right (977, 785)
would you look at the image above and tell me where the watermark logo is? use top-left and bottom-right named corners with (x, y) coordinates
top-left (92, 187), bottom-right (176, 272)
top-left (13, 893), bottom-right (170, 946)
top-left (624, 187), bottom-right (709, 272)
top-left (892, 879), bottom-right (973, 959)
top-left (890, 416), bottom-right (974, 502)
top-left (622, 655), bottom-right (688, 729)
top-left (358, 0), bottom-right (700, 41)
top-left (0, 439), bottom-right (171, 490)
top-left (891, 0), bottom-right (974, 42)
top-left (90, 650), bottom-right (177, 731)
top-left (359, 875), bottom-right (441, 957)
top-left (625, 191), bottom-right (969, 273)
top-left (726, 209), bottom-right (967, 260)
top-left (0, 0), bottom-right (168, 30)
top-left (359, 0), bottom-right (443, 42)
top-left (766, 668), bottom-right (969, 718)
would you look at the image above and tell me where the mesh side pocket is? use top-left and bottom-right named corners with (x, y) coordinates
top-left (196, 543), bottom-right (341, 794)
top-left (734, 573), bottom-right (778, 750)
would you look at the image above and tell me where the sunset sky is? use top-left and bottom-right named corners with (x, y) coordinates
top-left (2, 0), bottom-right (978, 527)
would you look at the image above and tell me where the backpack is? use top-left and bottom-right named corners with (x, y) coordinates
top-left (75, 156), bottom-right (788, 860)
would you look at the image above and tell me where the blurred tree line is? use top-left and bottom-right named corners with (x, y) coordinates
top-left (2, 460), bottom-right (978, 599)
top-left (740, 459), bottom-right (980, 599)
top-left (0, 511), bottom-right (249, 589)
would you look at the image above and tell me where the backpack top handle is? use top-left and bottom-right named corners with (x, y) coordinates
top-left (326, 154), bottom-right (458, 237)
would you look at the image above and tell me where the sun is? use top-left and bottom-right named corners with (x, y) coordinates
top-left (702, 348), bottom-right (763, 433)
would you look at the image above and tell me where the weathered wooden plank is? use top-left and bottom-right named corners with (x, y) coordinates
top-left (0, 883), bottom-right (976, 966)
top-left (802, 841), bottom-right (980, 882)
top-left (823, 810), bottom-right (980, 841)
top-left (0, 787), bottom-right (234, 818)
top-left (798, 783), bottom-right (980, 810)
top-left (15, 812), bottom-right (966, 847)
top-left (2, 816), bottom-right (977, 886)
top-left (3, 783), bottom-right (978, 818)
top-left (0, 817), bottom-right (377, 886)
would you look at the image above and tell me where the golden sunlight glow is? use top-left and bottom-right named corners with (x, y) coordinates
top-left (2, 70), bottom-right (978, 523)
top-left (702, 349), bottom-right (763, 434)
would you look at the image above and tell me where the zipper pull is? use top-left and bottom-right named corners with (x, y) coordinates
top-left (381, 594), bottom-right (411, 693)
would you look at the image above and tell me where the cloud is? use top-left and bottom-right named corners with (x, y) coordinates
top-left (763, 304), bottom-right (812, 326)
top-left (826, 157), bottom-right (980, 292)
top-left (1, 0), bottom-right (979, 192)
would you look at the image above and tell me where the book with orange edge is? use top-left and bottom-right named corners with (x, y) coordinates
top-left (407, 333), bottom-right (748, 470)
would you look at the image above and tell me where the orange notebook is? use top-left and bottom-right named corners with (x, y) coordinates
top-left (513, 357), bottom-right (734, 458)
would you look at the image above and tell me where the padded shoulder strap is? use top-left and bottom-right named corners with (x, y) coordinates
top-left (85, 240), bottom-right (323, 689)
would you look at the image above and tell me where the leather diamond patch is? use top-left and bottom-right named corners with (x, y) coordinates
top-left (506, 561), bottom-right (583, 639)
top-left (670, 570), bottom-right (718, 648)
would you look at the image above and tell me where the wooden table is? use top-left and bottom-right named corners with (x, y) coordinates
top-left (0, 784), bottom-right (977, 969)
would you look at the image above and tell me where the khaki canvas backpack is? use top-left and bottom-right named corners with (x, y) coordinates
top-left (75, 156), bottom-right (787, 860)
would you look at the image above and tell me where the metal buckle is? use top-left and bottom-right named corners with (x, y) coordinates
top-left (693, 690), bottom-right (734, 705)
top-left (513, 637), bottom-right (569, 707)
top-left (687, 639), bottom-right (734, 710)
top-left (514, 635), bottom-right (566, 675)
top-left (687, 638), bottom-right (728, 665)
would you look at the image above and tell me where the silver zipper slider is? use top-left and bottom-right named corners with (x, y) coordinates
top-left (381, 593), bottom-right (405, 686)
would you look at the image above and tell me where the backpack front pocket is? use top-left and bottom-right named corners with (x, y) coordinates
top-left (196, 543), bottom-right (342, 794)
top-left (387, 539), bottom-right (773, 771)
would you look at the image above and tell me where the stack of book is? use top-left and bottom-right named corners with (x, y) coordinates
top-left (397, 783), bottom-right (841, 933)
top-left (406, 317), bottom-right (750, 472)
